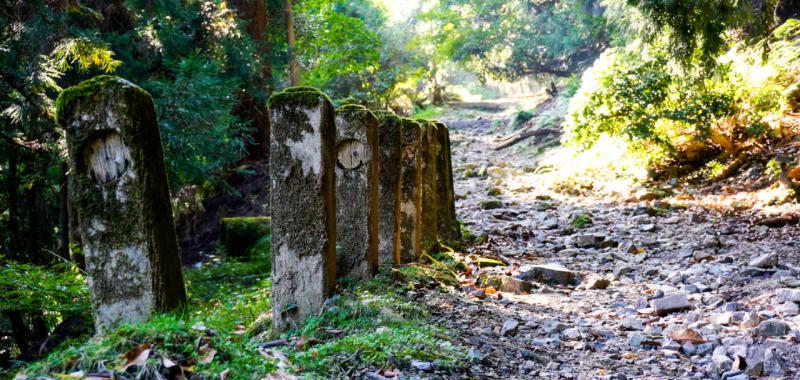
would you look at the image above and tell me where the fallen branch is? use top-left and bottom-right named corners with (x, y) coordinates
top-left (493, 128), bottom-right (560, 150)
top-left (711, 152), bottom-right (748, 182)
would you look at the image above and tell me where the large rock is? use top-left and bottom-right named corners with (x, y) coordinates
top-left (754, 320), bottom-right (790, 337)
top-left (398, 118), bottom-right (423, 262)
top-left (373, 111), bottom-right (403, 266)
top-left (268, 87), bottom-right (337, 332)
top-left (517, 263), bottom-right (575, 286)
top-left (57, 76), bottom-right (187, 334)
top-left (482, 275), bottom-right (535, 294)
top-left (334, 105), bottom-right (379, 279)
top-left (651, 293), bottom-right (690, 316)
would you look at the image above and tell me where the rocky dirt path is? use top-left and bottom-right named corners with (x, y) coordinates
top-left (417, 100), bottom-right (800, 379)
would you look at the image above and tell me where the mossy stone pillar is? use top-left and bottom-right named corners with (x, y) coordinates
top-left (435, 121), bottom-right (461, 241)
top-left (398, 118), bottom-right (422, 262)
top-left (268, 87), bottom-right (337, 332)
top-left (56, 76), bottom-right (186, 334)
top-left (418, 120), bottom-right (440, 253)
top-left (334, 105), bottom-right (379, 279)
top-left (373, 111), bottom-right (403, 266)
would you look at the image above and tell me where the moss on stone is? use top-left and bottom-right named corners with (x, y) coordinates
top-left (56, 75), bottom-right (152, 128)
top-left (400, 117), bottom-right (421, 130)
top-left (220, 216), bottom-right (271, 259)
top-left (480, 199), bottom-right (503, 210)
top-left (268, 87), bottom-right (333, 109)
top-left (336, 104), bottom-right (375, 122)
top-left (475, 257), bottom-right (504, 268)
top-left (282, 86), bottom-right (323, 93)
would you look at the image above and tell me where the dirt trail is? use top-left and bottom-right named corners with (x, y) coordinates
top-left (421, 98), bottom-right (800, 379)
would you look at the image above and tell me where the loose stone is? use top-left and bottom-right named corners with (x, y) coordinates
top-left (651, 293), bottom-right (691, 316)
top-left (517, 263), bottom-right (576, 286)
top-left (748, 252), bottom-right (779, 268)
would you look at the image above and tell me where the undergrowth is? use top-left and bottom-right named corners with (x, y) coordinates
top-left (14, 257), bottom-right (274, 380)
top-left (283, 269), bottom-right (466, 378)
top-left (14, 246), bottom-right (468, 379)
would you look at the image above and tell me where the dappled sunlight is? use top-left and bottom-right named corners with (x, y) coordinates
top-left (496, 135), bottom-right (649, 202)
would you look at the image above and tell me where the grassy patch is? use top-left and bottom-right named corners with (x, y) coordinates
top-left (15, 248), bottom-right (467, 379)
top-left (571, 213), bottom-right (592, 229)
top-left (282, 273), bottom-right (466, 378)
top-left (14, 258), bottom-right (275, 380)
top-left (412, 106), bottom-right (446, 120)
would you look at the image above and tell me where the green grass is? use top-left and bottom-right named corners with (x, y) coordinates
top-left (284, 273), bottom-right (466, 378)
top-left (14, 248), bottom-right (467, 379)
top-left (14, 257), bottom-right (275, 380)
top-left (412, 106), bottom-right (446, 120)
top-left (571, 213), bottom-right (592, 229)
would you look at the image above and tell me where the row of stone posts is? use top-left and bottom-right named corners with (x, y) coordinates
top-left (268, 88), bottom-right (459, 331)
top-left (56, 77), bottom-right (458, 334)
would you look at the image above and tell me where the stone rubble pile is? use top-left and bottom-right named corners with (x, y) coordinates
top-left (424, 121), bottom-right (800, 379)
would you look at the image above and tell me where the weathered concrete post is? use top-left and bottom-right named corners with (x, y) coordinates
top-left (268, 87), bottom-right (337, 331)
top-left (434, 121), bottom-right (461, 242)
top-left (373, 111), bottom-right (403, 266)
top-left (398, 118), bottom-right (423, 262)
top-left (418, 120), bottom-right (440, 253)
top-left (56, 76), bottom-right (186, 334)
top-left (334, 105), bottom-right (379, 279)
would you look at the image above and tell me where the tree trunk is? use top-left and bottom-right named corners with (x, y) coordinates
top-left (229, 0), bottom-right (272, 160)
top-left (58, 161), bottom-right (70, 261)
top-left (6, 154), bottom-right (20, 261)
top-left (286, 0), bottom-right (299, 86)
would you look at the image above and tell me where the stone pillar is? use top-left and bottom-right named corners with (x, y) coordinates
top-left (334, 105), bottom-right (379, 279)
top-left (56, 76), bottom-right (186, 334)
top-left (268, 87), bottom-right (336, 332)
top-left (373, 111), bottom-right (403, 266)
top-left (418, 120), bottom-right (440, 253)
top-left (398, 118), bottom-right (422, 262)
top-left (435, 121), bottom-right (461, 242)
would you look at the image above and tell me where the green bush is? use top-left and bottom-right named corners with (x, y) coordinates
top-left (507, 110), bottom-right (534, 131)
top-left (219, 217), bottom-right (271, 259)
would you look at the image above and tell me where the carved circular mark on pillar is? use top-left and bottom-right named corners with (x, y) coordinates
top-left (337, 139), bottom-right (368, 170)
top-left (83, 133), bottom-right (132, 184)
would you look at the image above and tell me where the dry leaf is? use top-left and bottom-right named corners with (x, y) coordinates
top-left (198, 344), bottom-right (217, 364)
top-left (622, 352), bottom-right (639, 359)
top-left (220, 369), bottom-right (230, 380)
top-left (670, 328), bottom-right (705, 344)
top-left (484, 286), bottom-right (497, 295)
top-left (119, 343), bottom-right (152, 371)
